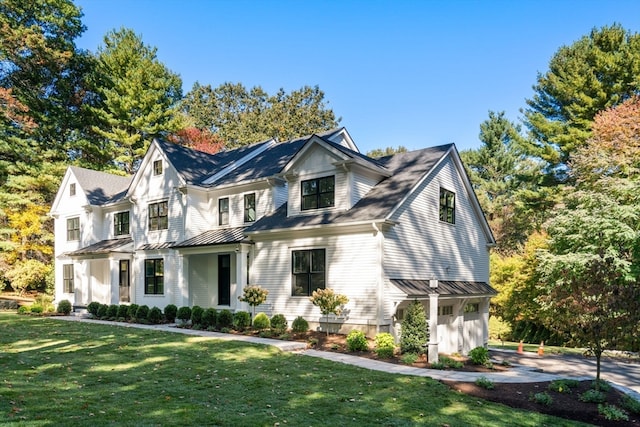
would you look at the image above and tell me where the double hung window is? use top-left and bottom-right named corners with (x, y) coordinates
top-left (301, 176), bottom-right (335, 211)
top-left (219, 198), bottom-right (229, 225)
top-left (244, 193), bottom-right (256, 222)
top-left (439, 188), bottom-right (455, 224)
top-left (114, 211), bottom-right (130, 236)
top-left (291, 249), bottom-right (326, 296)
top-left (149, 201), bottom-right (168, 231)
top-left (67, 217), bottom-right (80, 241)
top-left (144, 259), bottom-right (164, 294)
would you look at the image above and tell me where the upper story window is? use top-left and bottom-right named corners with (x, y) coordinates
top-left (66, 217), bottom-right (80, 241)
top-left (219, 197), bottom-right (229, 226)
top-left (153, 160), bottom-right (163, 175)
top-left (291, 248), bottom-right (326, 296)
top-left (69, 183), bottom-right (76, 197)
top-left (148, 201), bottom-right (168, 231)
top-left (114, 211), bottom-right (130, 236)
top-left (439, 188), bottom-right (455, 224)
top-left (244, 193), bottom-right (256, 223)
top-left (144, 258), bottom-right (164, 295)
top-left (301, 175), bottom-right (335, 211)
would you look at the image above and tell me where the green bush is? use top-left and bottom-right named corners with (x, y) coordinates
top-left (252, 312), bottom-right (270, 330)
top-left (176, 306), bottom-right (192, 322)
top-left (592, 379), bottom-right (612, 392)
top-left (56, 299), bottom-right (72, 315)
top-left (346, 330), bottom-right (369, 352)
top-left (620, 395), bottom-right (640, 414)
top-left (580, 389), bottom-right (607, 403)
top-left (469, 346), bottom-right (490, 365)
top-left (218, 309), bottom-right (233, 328)
top-left (374, 333), bottom-right (396, 359)
top-left (400, 300), bottom-right (428, 354)
top-left (87, 301), bottom-right (100, 316)
top-left (401, 353), bottom-right (418, 365)
top-left (127, 304), bottom-right (139, 320)
top-left (475, 376), bottom-right (495, 390)
top-left (164, 304), bottom-right (177, 323)
top-left (97, 304), bottom-right (109, 318)
top-left (135, 305), bottom-right (149, 321)
top-left (17, 305), bottom-right (30, 314)
top-left (599, 404), bottom-right (629, 421)
top-left (107, 304), bottom-right (119, 319)
top-left (549, 379), bottom-right (578, 393)
top-left (530, 391), bottom-right (553, 406)
top-left (270, 314), bottom-right (288, 333)
top-left (29, 304), bottom-right (43, 314)
top-left (117, 304), bottom-right (129, 319)
top-left (233, 311), bottom-right (251, 331)
top-left (202, 308), bottom-right (217, 328)
top-left (291, 316), bottom-right (308, 333)
top-left (191, 305), bottom-right (204, 325)
top-left (148, 306), bottom-right (162, 324)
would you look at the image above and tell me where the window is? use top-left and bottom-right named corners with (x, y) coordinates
top-left (291, 248), bottom-right (326, 296)
top-left (114, 211), bottom-right (130, 236)
top-left (69, 183), bottom-right (76, 197)
top-left (301, 176), bottom-right (335, 210)
top-left (439, 188), bottom-right (455, 224)
top-left (438, 305), bottom-right (453, 316)
top-left (464, 303), bottom-right (480, 313)
top-left (219, 197), bottom-right (229, 226)
top-left (244, 193), bottom-right (256, 222)
top-left (153, 160), bottom-right (163, 175)
top-left (66, 217), bottom-right (80, 241)
top-left (148, 201), bottom-right (168, 231)
top-left (63, 264), bottom-right (74, 293)
top-left (144, 259), bottom-right (164, 294)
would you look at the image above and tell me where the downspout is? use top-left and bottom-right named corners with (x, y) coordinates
top-left (372, 222), bottom-right (383, 334)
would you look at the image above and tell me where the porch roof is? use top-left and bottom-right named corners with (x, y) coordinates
top-left (390, 279), bottom-right (497, 298)
top-left (64, 238), bottom-right (133, 257)
top-left (172, 227), bottom-right (251, 249)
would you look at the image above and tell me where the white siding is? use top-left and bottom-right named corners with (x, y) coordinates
top-left (351, 170), bottom-right (380, 208)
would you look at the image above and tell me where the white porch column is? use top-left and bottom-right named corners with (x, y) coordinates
top-left (481, 297), bottom-right (491, 347)
top-left (110, 258), bottom-right (119, 305)
top-left (428, 292), bottom-right (439, 363)
top-left (235, 245), bottom-right (249, 311)
top-left (177, 254), bottom-right (189, 307)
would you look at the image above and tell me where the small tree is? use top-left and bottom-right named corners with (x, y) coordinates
top-left (238, 285), bottom-right (269, 317)
top-left (400, 300), bottom-right (429, 354)
top-left (309, 288), bottom-right (348, 336)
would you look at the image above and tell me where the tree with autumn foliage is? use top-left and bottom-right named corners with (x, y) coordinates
top-left (168, 127), bottom-right (225, 155)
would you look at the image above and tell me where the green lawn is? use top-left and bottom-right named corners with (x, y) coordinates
top-left (0, 313), bottom-right (587, 426)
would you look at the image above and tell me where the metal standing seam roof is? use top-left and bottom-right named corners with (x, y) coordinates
top-left (172, 227), bottom-right (251, 248)
top-left (390, 279), bottom-right (497, 298)
top-left (64, 238), bottom-right (133, 257)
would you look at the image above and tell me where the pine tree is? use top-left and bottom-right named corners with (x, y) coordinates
top-left (400, 300), bottom-right (429, 354)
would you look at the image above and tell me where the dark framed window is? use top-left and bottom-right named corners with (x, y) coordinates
top-left (66, 217), bottom-right (80, 241)
top-left (291, 248), bottom-right (326, 296)
top-left (219, 197), bottom-right (229, 226)
top-left (301, 176), bottom-right (335, 211)
top-left (153, 160), bottom-right (163, 175)
top-left (244, 193), bottom-right (256, 222)
top-left (438, 305), bottom-right (453, 316)
top-left (439, 188), bottom-right (455, 224)
top-left (63, 264), bottom-right (74, 293)
top-left (148, 201), bottom-right (168, 230)
top-left (144, 259), bottom-right (164, 295)
top-left (464, 303), bottom-right (480, 313)
top-left (114, 211), bottom-right (130, 236)
top-left (69, 183), bottom-right (76, 197)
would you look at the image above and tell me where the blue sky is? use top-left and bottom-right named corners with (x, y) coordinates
top-left (74, 0), bottom-right (640, 154)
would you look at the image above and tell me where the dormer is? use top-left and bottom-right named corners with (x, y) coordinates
top-left (279, 135), bottom-right (391, 218)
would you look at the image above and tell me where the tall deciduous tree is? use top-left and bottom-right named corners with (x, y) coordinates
top-left (90, 28), bottom-right (182, 173)
top-left (366, 146), bottom-right (407, 159)
top-left (181, 82), bottom-right (339, 148)
top-left (523, 24), bottom-right (640, 179)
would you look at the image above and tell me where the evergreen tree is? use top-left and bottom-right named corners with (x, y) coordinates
top-left (400, 300), bottom-right (428, 354)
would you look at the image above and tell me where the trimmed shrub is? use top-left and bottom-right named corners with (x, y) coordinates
top-left (218, 309), bottom-right (233, 328)
top-left (252, 312), bottom-right (270, 330)
top-left (30, 305), bottom-right (43, 314)
top-left (148, 306), bottom-right (162, 324)
top-left (238, 285), bottom-right (269, 316)
top-left (469, 346), bottom-right (490, 365)
top-left (57, 299), bottom-right (72, 315)
top-left (117, 304), bottom-right (129, 320)
top-left (127, 303), bottom-right (139, 320)
top-left (202, 308), bottom-right (217, 328)
top-left (270, 314), bottom-right (288, 333)
top-left (374, 333), bottom-right (396, 359)
top-left (164, 304), bottom-right (177, 323)
top-left (401, 353), bottom-right (418, 364)
top-left (291, 316), bottom-right (308, 333)
top-left (107, 304), bottom-right (119, 319)
top-left (87, 301), bottom-right (100, 316)
top-left (346, 330), bottom-right (369, 352)
top-left (97, 304), bottom-right (109, 318)
top-left (191, 305), bottom-right (204, 325)
top-left (176, 306), bottom-right (192, 322)
top-left (475, 376), bottom-right (495, 390)
top-left (530, 391), bottom-right (553, 406)
top-left (400, 300), bottom-right (428, 354)
top-left (233, 311), bottom-right (251, 331)
top-left (18, 305), bottom-right (30, 314)
top-left (580, 389), bottom-right (607, 403)
top-left (135, 305), bottom-right (149, 321)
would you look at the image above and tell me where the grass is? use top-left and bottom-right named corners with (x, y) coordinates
top-left (0, 313), bottom-right (587, 426)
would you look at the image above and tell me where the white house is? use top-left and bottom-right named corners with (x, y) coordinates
top-left (50, 127), bottom-right (496, 358)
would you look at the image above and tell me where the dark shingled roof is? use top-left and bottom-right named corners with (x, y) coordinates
top-left (172, 227), bottom-right (251, 248)
top-left (70, 167), bottom-right (131, 205)
top-left (390, 279), bottom-right (497, 298)
top-left (65, 238), bottom-right (133, 257)
top-left (246, 144), bottom-right (453, 232)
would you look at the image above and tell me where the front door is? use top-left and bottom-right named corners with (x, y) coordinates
top-left (119, 260), bottom-right (130, 302)
top-left (218, 254), bottom-right (231, 305)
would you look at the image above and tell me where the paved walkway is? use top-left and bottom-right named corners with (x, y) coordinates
top-left (57, 316), bottom-right (639, 400)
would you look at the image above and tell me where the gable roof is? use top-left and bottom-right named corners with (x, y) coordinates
top-left (69, 166), bottom-right (132, 205)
